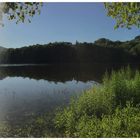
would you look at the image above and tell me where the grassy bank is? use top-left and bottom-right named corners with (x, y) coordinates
top-left (54, 67), bottom-right (140, 137)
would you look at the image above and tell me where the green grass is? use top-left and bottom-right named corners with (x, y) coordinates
top-left (54, 67), bottom-right (140, 137)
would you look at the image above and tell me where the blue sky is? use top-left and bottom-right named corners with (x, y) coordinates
top-left (0, 3), bottom-right (140, 48)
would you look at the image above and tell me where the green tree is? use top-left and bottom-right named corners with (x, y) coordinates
top-left (0, 2), bottom-right (140, 29)
top-left (0, 2), bottom-right (42, 26)
top-left (104, 2), bottom-right (140, 29)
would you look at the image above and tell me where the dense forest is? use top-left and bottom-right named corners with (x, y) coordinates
top-left (0, 36), bottom-right (140, 64)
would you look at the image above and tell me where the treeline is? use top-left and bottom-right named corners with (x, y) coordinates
top-left (0, 36), bottom-right (140, 64)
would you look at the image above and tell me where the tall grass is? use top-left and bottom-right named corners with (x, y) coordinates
top-left (54, 67), bottom-right (140, 137)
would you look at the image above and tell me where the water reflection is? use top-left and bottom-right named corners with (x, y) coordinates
top-left (0, 63), bottom-right (140, 136)
top-left (0, 63), bottom-right (137, 82)
top-left (0, 64), bottom-right (100, 131)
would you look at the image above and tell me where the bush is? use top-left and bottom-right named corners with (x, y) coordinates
top-left (74, 103), bottom-right (140, 137)
top-left (54, 67), bottom-right (140, 137)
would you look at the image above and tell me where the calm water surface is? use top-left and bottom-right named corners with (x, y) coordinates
top-left (0, 77), bottom-right (94, 123)
top-left (0, 63), bottom-right (139, 134)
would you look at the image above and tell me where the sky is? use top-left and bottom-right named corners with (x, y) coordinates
top-left (0, 3), bottom-right (140, 48)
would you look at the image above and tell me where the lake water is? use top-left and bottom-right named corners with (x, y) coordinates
top-left (0, 63), bottom-right (139, 136)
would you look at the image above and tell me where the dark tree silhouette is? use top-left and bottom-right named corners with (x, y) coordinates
top-left (0, 36), bottom-right (140, 64)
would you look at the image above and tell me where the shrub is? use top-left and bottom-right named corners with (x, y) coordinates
top-left (54, 67), bottom-right (140, 137)
top-left (74, 102), bottom-right (140, 137)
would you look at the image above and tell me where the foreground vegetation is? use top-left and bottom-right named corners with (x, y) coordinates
top-left (53, 67), bottom-right (140, 137)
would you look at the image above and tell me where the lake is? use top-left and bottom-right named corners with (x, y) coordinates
top-left (0, 63), bottom-right (139, 136)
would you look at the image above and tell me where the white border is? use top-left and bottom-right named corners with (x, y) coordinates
top-left (1, 0), bottom-right (140, 2)
top-left (0, 138), bottom-right (138, 139)
top-left (0, 138), bottom-right (134, 139)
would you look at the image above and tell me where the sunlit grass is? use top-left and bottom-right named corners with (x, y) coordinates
top-left (54, 67), bottom-right (140, 137)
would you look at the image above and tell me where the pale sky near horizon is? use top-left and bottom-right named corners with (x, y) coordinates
top-left (0, 3), bottom-right (140, 48)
